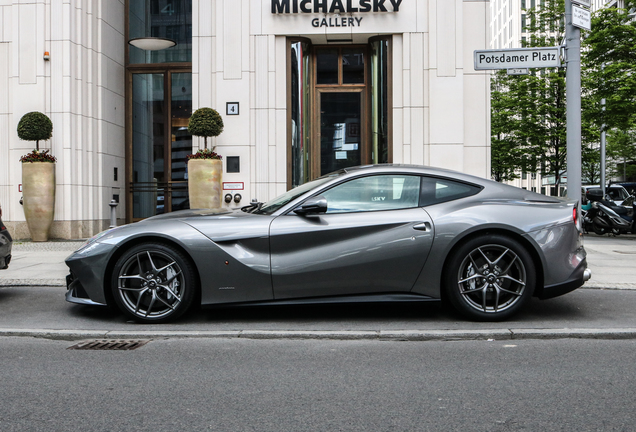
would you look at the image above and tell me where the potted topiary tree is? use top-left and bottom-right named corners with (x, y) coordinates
top-left (187, 107), bottom-right (224, 209)
top-left (18, 111), bottom-right (56, 242)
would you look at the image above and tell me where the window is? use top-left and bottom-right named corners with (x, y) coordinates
top-left (322, 175), bottom-right (421, 214)
top-left (419, 177), bottom-right (482, 206)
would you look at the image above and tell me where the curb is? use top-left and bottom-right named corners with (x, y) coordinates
top-left (3, 328), bottom-right (636, 342)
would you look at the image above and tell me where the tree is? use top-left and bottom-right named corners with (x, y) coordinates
top-left (491, 0), bottom-right (636, 185)
top-left (582, 5), bottom-right (636, 182)
top-left (17, 111), bottom-right (53, 151)
top-left (187, 107), bottom-right (224, 151)
top-left (490, 0), bottom-right (568, 188)
top-left (490, 71), bottom-right (521, 182)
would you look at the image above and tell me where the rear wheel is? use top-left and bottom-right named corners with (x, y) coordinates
top-left (444, 235), bottom-right (535, 321)
top-left (592, 222), bottom-right (607, 236)
top-left (112, 243), bottom-right (197, 323)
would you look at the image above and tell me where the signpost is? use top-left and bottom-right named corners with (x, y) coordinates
top-left (572, 4), bottom-right (591, 31)
top-left (507, 68), bottom-right (529, 76)
top-left (571, 0), bottom-right (591, 7)
top-left (474, 47), bottom-right (561, 70)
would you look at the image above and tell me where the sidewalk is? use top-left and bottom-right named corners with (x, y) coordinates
top-left (1, 234), bottom-right (635, 289)
top-left (0, 240), bottom-right (84, 286)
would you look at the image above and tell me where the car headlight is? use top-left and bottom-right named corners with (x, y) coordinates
top-left (75, 227), bottom-right (118, 254)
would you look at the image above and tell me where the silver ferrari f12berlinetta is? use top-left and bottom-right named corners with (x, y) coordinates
top-left (66, 165), bottom-right (590, 323)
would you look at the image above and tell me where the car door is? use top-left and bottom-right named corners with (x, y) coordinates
top-left (269, 174), bottom-right (435, 299)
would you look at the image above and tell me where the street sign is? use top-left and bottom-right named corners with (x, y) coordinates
top-left (474, 47), bottom-right (562, 70)
top-left (572, 5), bottom-right (591, 31)
top-left (571, 0), bottom-right (591, 7)
top-left (507, 68), bottom-right (529, 75)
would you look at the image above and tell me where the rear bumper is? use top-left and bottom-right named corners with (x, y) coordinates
top-left (536, 259), bottom-right (590, 300)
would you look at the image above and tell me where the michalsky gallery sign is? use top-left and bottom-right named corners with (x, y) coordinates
top-left (271, 0), bottom-right (404, 28)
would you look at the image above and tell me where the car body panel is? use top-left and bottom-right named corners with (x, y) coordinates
top-left (270, 207), bottom-right (434, 299)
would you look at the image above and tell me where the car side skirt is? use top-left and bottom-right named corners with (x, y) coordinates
top-left (202, 293), bottom-right (437, 308)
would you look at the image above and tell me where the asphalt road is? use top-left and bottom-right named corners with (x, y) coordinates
top-left (1, 337), bottom-right (635, 432)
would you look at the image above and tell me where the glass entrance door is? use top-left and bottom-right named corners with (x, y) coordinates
top-left (131, 71), bottom-right (192, 220)
top-left (319, 92), bottom-right (363, 176)
top-left (314, 47), bottom-right (368, 177)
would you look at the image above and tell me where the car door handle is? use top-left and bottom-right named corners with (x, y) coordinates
top-left (413, 222), bottom-right (431, 231)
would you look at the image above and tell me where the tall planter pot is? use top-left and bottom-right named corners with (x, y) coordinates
top-left (188, 159), bottom-right (223, 209)
top-left (22, 162), bottom-right (56, 242)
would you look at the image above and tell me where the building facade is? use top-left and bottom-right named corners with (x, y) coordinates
top-left (1, 0), bottom-right (491, 239)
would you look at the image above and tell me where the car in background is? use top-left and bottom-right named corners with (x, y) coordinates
top-left (65, 164), bottom-right (590, 323)
top-left (582, 184), bottom-right (631, 206)
top-left (0, 206), bottom-right (12, 270)
top-left (614, 182), bottom-right (636, 197)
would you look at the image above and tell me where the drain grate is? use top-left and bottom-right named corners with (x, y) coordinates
top-left (67, 340), bottom-right (150, 351)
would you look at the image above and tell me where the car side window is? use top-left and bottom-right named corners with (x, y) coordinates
top-left (322, 175), bottom-right (421, 214)
top-left (420, 177), bottom-right (481, 206)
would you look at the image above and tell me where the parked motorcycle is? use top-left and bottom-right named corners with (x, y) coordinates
top-left (584, 189), bottom-right (635, 235)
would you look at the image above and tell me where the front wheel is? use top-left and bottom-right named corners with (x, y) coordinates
top-left (111, 243), bottom-right (197, 323)
top-left (444, 235), bottom-right (536, 321)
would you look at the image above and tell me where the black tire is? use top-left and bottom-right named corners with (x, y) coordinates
top-left (592, 222), bottom-right (607, 236)
top-left (444, 235), bottom-right (536, 321)
top-left (111, 243), bottom-right (197, 323)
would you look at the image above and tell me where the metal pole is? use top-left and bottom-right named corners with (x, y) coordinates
top-left (600, 97), bottom-right (606, 197)
top-left (565, 0), bottom-right (582, 209)
top-left (109, 200), bottom-right (118, 228)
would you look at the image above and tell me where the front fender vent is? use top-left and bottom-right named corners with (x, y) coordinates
top-left (67, 340), bottom-right (150, 351)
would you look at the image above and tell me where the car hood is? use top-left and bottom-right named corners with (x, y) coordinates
top-left (144, 208), bottom-right (235, 221)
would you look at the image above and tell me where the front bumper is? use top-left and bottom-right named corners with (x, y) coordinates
top-left (65, 272), bottom-right (107, 306)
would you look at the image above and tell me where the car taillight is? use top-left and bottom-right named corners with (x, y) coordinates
top-left (573, 207), bottom-right (578, 227)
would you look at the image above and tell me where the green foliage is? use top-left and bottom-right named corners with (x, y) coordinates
top-left (491, 71), bottom-right (520, 182)
top-left (491, 0), bottom-right (636, 185)
top-left (17, 111), bottom-right (53, 151)
top-left (186, 148), bottom-right (222, 161)
top-left (19, 149), bottom-right (57, 163)
top-left (187, 108), bottom-right (224, 150)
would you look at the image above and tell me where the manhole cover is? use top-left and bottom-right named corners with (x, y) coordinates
top-left (67, 340), bottom-right (150, 351)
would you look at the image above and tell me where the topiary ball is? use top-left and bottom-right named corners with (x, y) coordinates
top-left (17, 111), bottom-right (53, 142)
top-left (188, 108), bottom-right (224, 138)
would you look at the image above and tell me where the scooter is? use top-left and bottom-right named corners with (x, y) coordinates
top-left (585, 189), bottom-right (633, 235)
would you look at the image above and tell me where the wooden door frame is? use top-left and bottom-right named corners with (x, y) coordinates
top-left (311, 45), bottom-right (370, 179)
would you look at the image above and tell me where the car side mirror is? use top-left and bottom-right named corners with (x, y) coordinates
top-left (293, 195), bottom-right (328, 215)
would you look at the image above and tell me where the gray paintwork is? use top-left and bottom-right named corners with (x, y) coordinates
top-left (65, 164), bottom-right (586, 311)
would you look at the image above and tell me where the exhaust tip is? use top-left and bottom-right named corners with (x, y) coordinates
top-left (583, 268), bottom-right (592, 282)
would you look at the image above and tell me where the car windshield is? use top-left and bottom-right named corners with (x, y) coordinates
top-left (252, 174), bottom-right (341, 215)
top-left (608, 187), bottom-right (628, 201)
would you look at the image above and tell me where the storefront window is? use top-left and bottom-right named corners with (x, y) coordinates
top-left (370, 38), bottom-right (390, 164)
top-left (129, 0), bottom-right (192, 64)
top-left (127, 0), bottom-right (192, 221)
top-left (290, 41), bottom-right (312, 188)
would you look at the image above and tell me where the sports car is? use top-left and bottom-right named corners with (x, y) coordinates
top-left (65, 164), bottom-right (590, 323)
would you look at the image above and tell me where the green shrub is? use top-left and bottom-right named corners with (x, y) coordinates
top-left (17, 112), bottom-right (53, 151)
top-left (188, 108), bottom-right (224, 150)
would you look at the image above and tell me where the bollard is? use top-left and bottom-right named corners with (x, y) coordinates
top-left (109, 199), bottom-right (118, 228)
